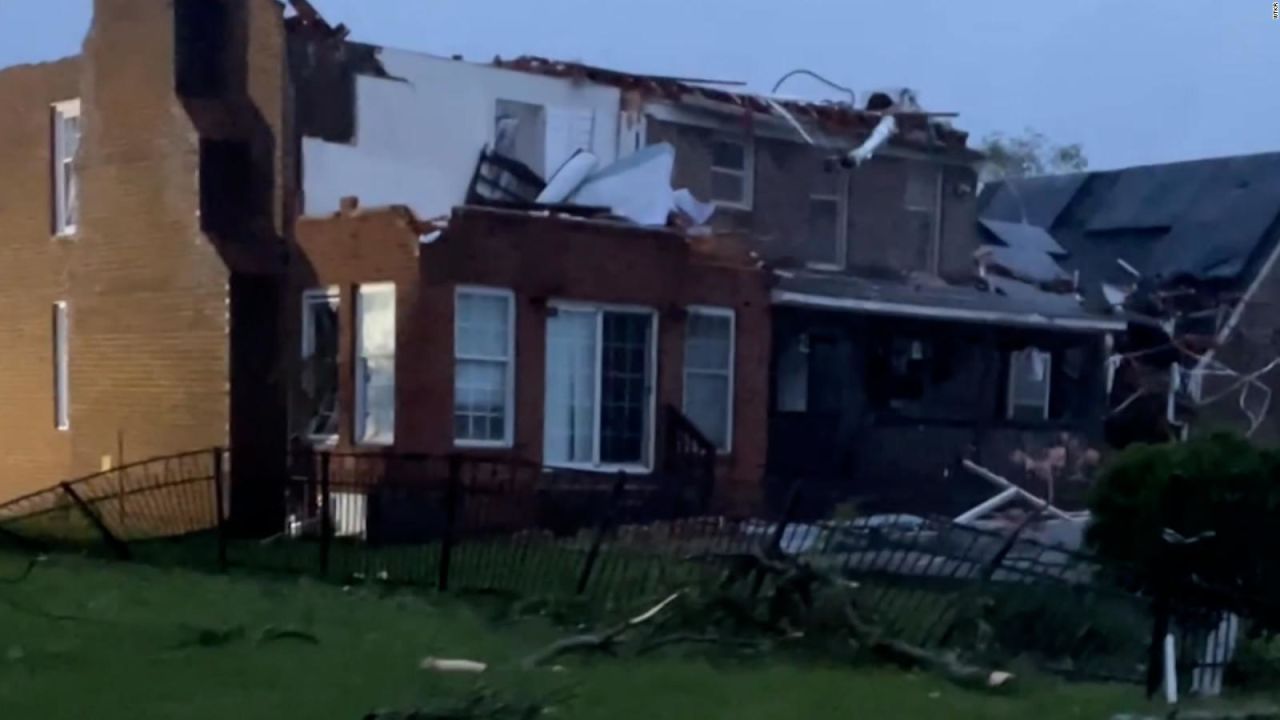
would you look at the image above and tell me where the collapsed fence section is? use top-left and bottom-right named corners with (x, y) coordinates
top-left (0, 447), bottom-right (1271, 692)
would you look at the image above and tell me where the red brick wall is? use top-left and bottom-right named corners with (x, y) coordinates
top-left (293, 206), bottom-right (772, 510)
top-left (647, 117), bottom-right (981, 282)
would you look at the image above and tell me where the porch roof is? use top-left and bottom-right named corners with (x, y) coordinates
top-left (771, 271), bottom-right (1127, 333)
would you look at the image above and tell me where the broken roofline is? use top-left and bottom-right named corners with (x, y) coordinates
top-left (772, 289), bottom-right (1127, 333)
top-left (491, 55), bottom-right (974, 153)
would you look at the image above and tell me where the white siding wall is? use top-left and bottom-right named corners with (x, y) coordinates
top-left (302, 49), bottom-right (623, 219)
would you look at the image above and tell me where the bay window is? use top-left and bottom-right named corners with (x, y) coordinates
top-left (543, 304), bottom-right (655, 469)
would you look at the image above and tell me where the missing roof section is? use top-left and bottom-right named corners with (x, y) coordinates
top-left (286, 0), bottom-right (402, 144)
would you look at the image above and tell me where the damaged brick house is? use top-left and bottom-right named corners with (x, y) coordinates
top-left (289, 25), bottom-right (1123, 516)
top-left (979, 153), bottom-right (1280, 450)
top-left (0, 0), bottom-right (1120, 530)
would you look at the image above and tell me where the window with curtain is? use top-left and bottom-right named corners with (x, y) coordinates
top-left (682, 308), bottom-right (734, 451)
top-left (454, 287), bottom-right (515, 446)
top-left (1008, 348), bottom-right (1052, 421)
top-left (543, 306), bottom-right (655, 468)
top-left (301, 288), bottom-right (340, 441)
top-left (356, 283), bottom-right (396, 445)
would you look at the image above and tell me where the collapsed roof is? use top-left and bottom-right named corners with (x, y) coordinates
top-left (979, 153), bottom-right (1280, 315)
top-left (492, 56), bottom-right (975, 156)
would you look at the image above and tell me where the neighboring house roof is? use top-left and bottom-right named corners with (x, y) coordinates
top-left (978, 152), bottom-right (1280, 314)
top-left (772, 271), bottom-right (1124, 332)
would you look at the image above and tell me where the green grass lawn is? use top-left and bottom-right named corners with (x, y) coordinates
top-left (0, 550), bottom-right (1250, 720)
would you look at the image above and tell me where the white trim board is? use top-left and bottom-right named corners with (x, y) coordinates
top-left (771, 289), bottom-right (1127, 333)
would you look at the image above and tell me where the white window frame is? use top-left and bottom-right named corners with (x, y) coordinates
top-left (543, 300), bottom-right (658, 473)
top-left (301, 286), bottom-right (341, 446)
top-left (355, 282), bottom-right (396, 446)
top-left (806, 173), bottom-right (850, 270)
top-left (53, 301), bottom-right (70, 430)
top-left (52, 99), bottom-right (81, 237)
top-left (709, 134), bottom-right (754, 210)
top-left (1007, 348), bottom-right (1052, 421)
top-left (682, 306), bottom-right (735, 453)
top-left (454, 286), bottom-right (517, 448)
top-left (904, 163), bottom-right (939, 213)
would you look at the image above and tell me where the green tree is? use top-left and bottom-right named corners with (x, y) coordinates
top-left (1087, 433), bottom-right (1280, 619)
top-left (978, 129), bottom-right (1088, 184)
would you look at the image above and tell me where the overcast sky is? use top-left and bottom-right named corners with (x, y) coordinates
top-left (3, 0), bottom-right (1276, 170)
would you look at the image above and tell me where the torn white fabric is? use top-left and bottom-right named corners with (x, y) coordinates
top-left (567, 142), bottom-right (715, 227)
top-left (846, 115), bottom-right (897, 166)
top-left (536, 150), bottom-right (598, 203)
top-left (672, 189), bottom-right (715, 226)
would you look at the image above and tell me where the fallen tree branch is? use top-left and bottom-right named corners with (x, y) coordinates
top-left (844, 605), bottom-right (1013, 690)
top-left (522, 592), bottom-right (682, 669)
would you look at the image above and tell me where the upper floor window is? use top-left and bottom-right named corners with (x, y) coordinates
top-left (683, 308), bottom-right (735, 452)
top-left (904, 163), bottom-right (941, 271)
top-left (710, 136), bottom-right (753, 209)
top-left (454, 287), bottom-right (516, 447)
top-left (1008, 348), bottom-right (1052, 421)
top-left (52, 99), bottom-right (80, 236)
top-left (806, 170), bottom-right (848, 268)
top-left (904, 164), bottom-right (938, 213)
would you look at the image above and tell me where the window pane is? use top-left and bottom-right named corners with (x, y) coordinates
top-left (806, 197), bottom-right (840, 264)
top-left (711, 140), bottom-right (745, 170)
top-left (302, 292), bottom-right (339, 438)
top-left (544, 310), bottom-right (597, 464)
top-left (684, 312), bottom-right (731, 371)
top-left (685, 374), bottom-right (729, 449)
top-left (1008, 348), bottom-right (1049, 407)
top-left (357, 284), bottom-right (396, 444)
top-left (600, 312), bottom-right (651, 464)
top-left (710, 170), bottom-right (744, 203)
top-left (63, 162), bottom-right (78, 229)
top-left (456, 292), bottom-right (510, 359)
top-left (62, 115), bottom-right (80, 160)
top-left (360, 357), bottom-right (396, 444)
top-left (53, 302), bottom-right (69, 430)
top-left (905, 164), bottom-right (937, 211)
top-left (454, 359), bottom-right (507, 441)
top-left (776, 335), bottom-right (808, 413)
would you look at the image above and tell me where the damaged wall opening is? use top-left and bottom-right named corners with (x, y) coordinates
top-left (175, 0), bottom-right (229, 98)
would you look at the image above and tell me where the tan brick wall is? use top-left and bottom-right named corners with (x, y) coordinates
top-left (0, 57), bottom-right (82, 497)
top-left (0, 0), bottom-right (291, 504)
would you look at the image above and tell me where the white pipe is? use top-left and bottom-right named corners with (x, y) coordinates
top-left (961, 460), bottom-right (1075, 521)
top-left (954, 487), bottom-right (1021, 524)
top-left (764, 98), bottom-right (816, 146)
top-left (1164, 632), bottom-right (1178, 705)
top-left (846, 115), bottom-right (897, 166)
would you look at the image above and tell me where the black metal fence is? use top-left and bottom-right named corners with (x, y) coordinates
top-left (0, 447), bottom-right (1268, 693)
